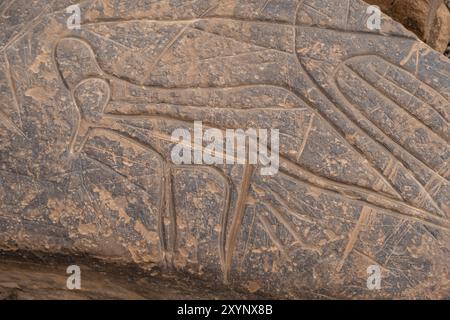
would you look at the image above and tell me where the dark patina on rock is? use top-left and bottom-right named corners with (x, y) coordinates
top-left (0, 0), bottom-right (449, 299)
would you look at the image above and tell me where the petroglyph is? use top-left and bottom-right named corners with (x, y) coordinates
top-left (0, 0), bottom-right (449, 299)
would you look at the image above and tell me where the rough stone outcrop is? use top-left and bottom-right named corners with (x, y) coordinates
top-left (0, 0), bottom-right (449, 299)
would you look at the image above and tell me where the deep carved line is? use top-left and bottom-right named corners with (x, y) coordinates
top-left (224, 164), bottom-right (254, 283)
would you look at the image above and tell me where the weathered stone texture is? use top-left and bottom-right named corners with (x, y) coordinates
top-left (367, 0), bottom-right (450, 53)
top-left (0, 0), bottom-right (449, 299)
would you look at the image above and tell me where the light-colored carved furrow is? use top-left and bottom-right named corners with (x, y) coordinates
top-left (236, 206), bottom-right (257, 273)
top-left (353, 249), bottom-right (390, 274)
top-left (258, 0), bottom-right (272, 14)
top-left (109, 110), bottom-right (302, 144)
top-left (156, 158), bottom-right (168, 266)
top-left (109, 100), bottom-right (297, 111)
top-left (334, 66), bottom-right (447, 215)
top-left (56, 36), bottom-right (404, 203)
top-left (297, 114), bottom-right (314, 162)
top-left (164, 163), bottom-right (177, 263)
top-left (336, 206), bottom-right (372, 272)
top-left (344, 0), bottom-right (351, 29)
top-left (108, 112), bottom-right (413, 221)
top-left (106, 111), bottom-right (308, 151)
top-left (78, 157), bottom-right (105, 224)
top-left (400, 42), bottom-right (421, 69)
top-left (345, 64), bottom-right (449, 147)
top-left (191, 24), bottom-right (294, 54)
top-left (424, 63), bottom-right (450, 79)
top-left (253, 183), bottom-right (318, 225)
top-left (80, 127), bottom-right (169, 264)
top-left (423, 175), bottom-right (444, 200)
top-left (290, 69), bottom-right (404, 200)
top-left (81, 144), bottom-right (154, 168)
top-left (0, 108), bottom-right (26, 138)
top-left (81, 16), bottom-right (296, 29)
top-left (3, 52), bottom-right (23, 130)
top-left (195, 48), bottom-right (272, 64)
top-left (438, 160), bottom-right (450, 177)
top-left (302, 2), bottom-right (332, 19)
top-left (83, 127), bottom-right (166, 164)
top-left (218, 171), bottom-right (232, 273)
top-left (0, 0), bottom-right (17, 16)
top-left (0, 0), bottom-right (56, 52)
top-left (94, 120), bottom-right (233, 269)
top-left (293, 40), bottom-right (446, 217)
top-left (396, 44), bottom-right (450, 100)
top-left (371, 66), bottom-right (449, 126)
top-left (383, 223), bottom-right (412, 265)
top-left (58, 34), bottom-right (448, 230)
top-left (106, 118), bottom-right (264, 168)
top-left (199, 3), bottom-right (220, 18)
top-left (331, 66), bottom-right (446, 215)
top-left (175, 165), bottom-right (232, 273)
top-left (260, 200), bottom-right (322, 254)
top-left (295, 25), bottom-right (417, 41)
top-left (164, 48), bottom-right (275, 67)
top-left (143, 24), bottom-right (191, 83)
top-left (104, 114), bottom-right (235, 140)
top-left (261, 180), bottom-right (359, 226)
top-left (104, 112), bottom-right (450, 231)
top-left (84, 28), bottom-right (136, 51)
top-left (54, 37), bottom-right (107, 90)
top-left (68, 77), bottom-right (110, 153)
top-left (86, 144), bottom-right (167, 263)
top-left (83, 154), bottom-right (149, 193)
top-left (113, 81), bottom-right (298, 93)
top-left (383, 158), bottom-right (399, 183)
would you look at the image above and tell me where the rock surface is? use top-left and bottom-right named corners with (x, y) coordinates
top-left (0, 0), bottom-right (449, 299)
top-left (367, 0), bottom-right (450, 53)
top-left (0, 251), bottom-right (257, 300)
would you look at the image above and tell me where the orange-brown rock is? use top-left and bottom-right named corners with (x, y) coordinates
top-left (0, 0), bottom-right (449, 299)
top-left (367, 0), bottom-right (450, 53)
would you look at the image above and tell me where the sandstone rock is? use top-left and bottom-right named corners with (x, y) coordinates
top-left (0, 251), bottom-right (254, 299)
top-left (0, 0), bottom-right (449, 299)
top-left (430, 3), bottom-right (450, 53)
top-left (367, 0), bottom-right (450, 53)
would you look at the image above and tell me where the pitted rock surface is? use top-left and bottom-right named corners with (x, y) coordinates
top-left (0, 0), bottom-right (449, 299)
